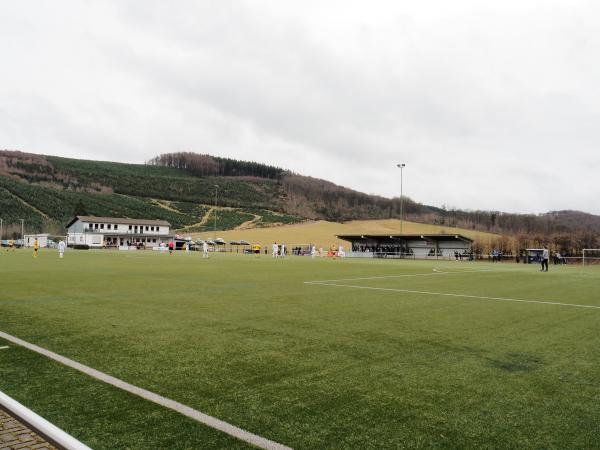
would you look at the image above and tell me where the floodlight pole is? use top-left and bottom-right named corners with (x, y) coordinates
top-left (213, 185), bottom-right (219, 240)
top-left (20, 219), bottom-right (24, 246)
top-left (396, 164), bottom-right (406, 235)
top-left (0, 218), bottom-right (3, 240)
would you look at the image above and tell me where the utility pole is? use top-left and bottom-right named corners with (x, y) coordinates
top-left (20, 219), bottom-right (24, 247)
top-left (213, 185), bottom-right (219, 240)
top-left (0, 218), bottom-right (3, 241)
top-left (396, 164), bottom-right (406, 234)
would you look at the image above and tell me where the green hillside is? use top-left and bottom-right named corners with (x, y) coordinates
top-left (0, 152), bottom-right (305, 236)
top-left (0, 151), bottom-right (417, 236)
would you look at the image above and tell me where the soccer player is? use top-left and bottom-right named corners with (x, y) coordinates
top-left (58, 239), bottom-right (65, 258)
top-left (311, 245), bottom-right (316, 259)
top-left (272, 242), bottom-right (278, 258)
top-left (280, 243), bottom-right (286, 258)
top-left (202, 240), bottom-right (209, 258)
top-left (33, 238), bottom-right (39, 258)
top-left (7, 239), bottom-right (14, 252)
top-left (168, 240), bottom-right (174, 255)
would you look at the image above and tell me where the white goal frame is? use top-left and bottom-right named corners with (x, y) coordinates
top-left (583, 249), bottom-right (600, 266)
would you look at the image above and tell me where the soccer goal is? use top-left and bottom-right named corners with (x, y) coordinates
top-left (44, 235), bottom-right (68, 249)
top-left (583, 249), bottom-right (600, 266)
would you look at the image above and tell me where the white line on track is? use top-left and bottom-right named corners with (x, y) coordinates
top-left (305, 268), bottom-right (492, 284)
top-left (304, 282), bottom-right (600, 310)
top-left (0, 331), bottom-right (292, 450)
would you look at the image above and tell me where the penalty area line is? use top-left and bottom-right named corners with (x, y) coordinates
top-left (304, 282), bottom-right (600, 310)
top-left (306, 268), bottom-right (493, 284)
top-left (0, 331), bottom-right (292, 450)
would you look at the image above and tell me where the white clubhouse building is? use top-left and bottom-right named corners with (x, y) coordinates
top-left (66, 216), bottom-right (173, 248)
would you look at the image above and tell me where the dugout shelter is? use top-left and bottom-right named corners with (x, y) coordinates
top-left (525, 248), bottom-right (544, 263)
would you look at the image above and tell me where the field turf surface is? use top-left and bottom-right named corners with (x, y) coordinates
top-left (1, 249), bottom-right (599, 449)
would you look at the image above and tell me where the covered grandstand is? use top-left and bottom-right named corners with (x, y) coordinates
top-left (337, 234), bottom-right (474, 259)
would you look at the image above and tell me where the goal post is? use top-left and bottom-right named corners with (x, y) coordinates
top-left (583, 249), bottom-right (600, 267)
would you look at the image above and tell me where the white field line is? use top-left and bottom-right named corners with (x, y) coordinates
top-left (0, 331), bottom-right (292, 450)
top-left (0, 346), bottom-right (9, 350)
top-left (304, 282), bottom-right (600, 310)
top-left (305, 268), bottom-right (493, 284)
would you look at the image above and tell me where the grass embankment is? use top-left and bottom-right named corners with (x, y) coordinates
top-left (191, 218), bottom-right (498, 249)
top-left (1, 250), bottom-right (599, 448)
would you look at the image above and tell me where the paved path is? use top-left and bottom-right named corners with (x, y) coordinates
top-left (0, 408), bottom-right (56, 450)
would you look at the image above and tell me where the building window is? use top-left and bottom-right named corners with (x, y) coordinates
top-left (150, 226), bottom-right (154, 231)
top-left (100, 224), bottom-right (104, 229)
top-left (114, 225), bottom-right (118, 231)
top-left (88, 223), bottom-right (93, 229)
top-left (129, 225), bottom-right (132, 230)
top-left (145, 226), bottom-right (149, 231)
top-left (156, 227), bottom-right (160, 233)
top-left (94, 223), bottom-right (98, 229)
top-left (107, 224), bottom-right (111, 230)
top-left (153, 239), bottom-right (156, 243)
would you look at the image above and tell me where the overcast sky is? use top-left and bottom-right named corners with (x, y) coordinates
top-left (1, 1), bottom-right (599, 214)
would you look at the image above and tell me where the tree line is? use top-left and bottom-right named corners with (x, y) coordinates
top-left (146, 152), bottom-right (285, 179)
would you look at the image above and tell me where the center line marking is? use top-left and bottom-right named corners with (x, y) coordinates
top-left (0, 331), bottom-right (291, 450)
top-left (304, 282), bottom-right (600, 310)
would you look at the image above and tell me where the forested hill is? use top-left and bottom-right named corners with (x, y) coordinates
top-left (1, 150), bottom-right (599, 251)
top-left (0, 150), bottom-right (426, 236)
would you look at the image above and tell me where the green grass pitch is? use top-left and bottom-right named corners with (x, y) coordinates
top-left (1, 249), bottom-right (600, 449)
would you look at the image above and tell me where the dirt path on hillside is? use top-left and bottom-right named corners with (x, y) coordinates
top-left (178, 207), bottom-right (215, 232)
top-left (236, 212), bottom-right (261, 230)
top-left (150, 199), bottom-right (181, 213)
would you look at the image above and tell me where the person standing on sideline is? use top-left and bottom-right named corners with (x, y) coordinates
top-left (311, 245), bottom-right (316, 259)
top-left (168, 240), bottom-right (174, 255)
top-left (280, 243), bottom-right (286, 258)
top-left (33, 238), bottom-right (39, 258)
top-left (202, 240), bottom-right (209, 258)
top-left (272, 242), bottom-right (278, 258)
top-left (58, 239), bottom-right (65, 258)
top-left (541, 246), bottom-right (549, 272)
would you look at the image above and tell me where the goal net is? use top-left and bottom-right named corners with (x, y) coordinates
top-left (583, 249), bottom-right (600, 266)
top-left (564, 249), bottom-right (600, 266)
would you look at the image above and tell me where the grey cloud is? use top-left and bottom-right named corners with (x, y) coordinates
top-left (1, 1), bottom-right (599, 213)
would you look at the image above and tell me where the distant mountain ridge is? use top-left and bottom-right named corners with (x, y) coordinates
top-left (1, 150), bottom-right (599, 253)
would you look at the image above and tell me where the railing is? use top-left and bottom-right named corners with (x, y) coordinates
top-left (0, 390), bottom-right (91, 450)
